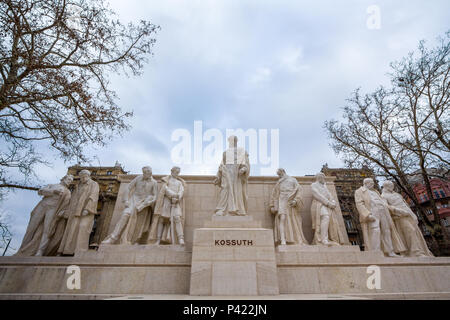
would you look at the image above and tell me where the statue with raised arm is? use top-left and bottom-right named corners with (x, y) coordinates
top-left (102, 166), bottom-right (158, 245)
top-left (148, 167), bottom-right (186, 246)
top-left (58, 170), bottom-right (99, 255)
top-left (382, 181), bottom-right (433, 257)
top-left (15, 175), bottom-right (73, 256)
top-left (355, 178), bottom-right (406, 257)
top-left (214, 135), bottom-right (250, 216)
top-left (310, 173), bottom-right (349, 246)
top-left (270, 169), bottom-right (308, 246)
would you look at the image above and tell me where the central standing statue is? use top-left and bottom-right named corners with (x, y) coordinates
top-left (214, 135), bottom-right (250, 216)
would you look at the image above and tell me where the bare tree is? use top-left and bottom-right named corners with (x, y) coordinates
top-left (325, 32), bottom-right (449, 255)
top-left (0, 209), bottom-right (13, 255)
top-left (0, 0), bottom-right (159, 196)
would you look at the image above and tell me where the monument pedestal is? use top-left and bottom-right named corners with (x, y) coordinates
top-left (189, 216), bottom-right (279, 296)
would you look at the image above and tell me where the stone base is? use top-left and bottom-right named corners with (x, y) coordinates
top-left (204, 215), bottom-right (262, 228)
top-left (276, 244), bottom-right (361, 253)
top-left (190, 217), bottom-right (279, 296)
top-left (0, 246), bottom-right (191, 295)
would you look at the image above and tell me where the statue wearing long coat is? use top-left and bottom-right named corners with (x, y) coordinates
top-left (58, 179), bottom-right (99, 255)
top-left (270, 175), bottom-right (308, 245)
top-left (310, 181), bottom-right (350, 245)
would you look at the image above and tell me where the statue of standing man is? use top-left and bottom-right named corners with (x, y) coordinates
top-left (214, 135), bottom-right (250, 216)
top-left (148, 167), bottom-right (186, 246)
top-left (102, 166), bottom-right (158, 245)
top-left (15, 175), bottom-right (73, 256)
top-left (270, 169), bottom-right (308, 246)
top-left (355, 178), bottom-right (405, 257)
top-left (381, 181), bottom-right (433, 257)
top-left (58, 170), bottom-right (99, 255)
top-left (310, 173), bottom-right (349, 246)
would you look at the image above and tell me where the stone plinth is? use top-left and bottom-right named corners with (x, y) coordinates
top-left (190, 216), bottom-right (279, 296)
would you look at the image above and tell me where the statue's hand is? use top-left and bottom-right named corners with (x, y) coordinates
top-left (239, 167), bottom-right (247, 176)
top-left (82, 209), bottom-right (89, 216)
top-left (53, 189), bottom-right (63, 195)
top-left (328, 201), bottom-right (336, 210)
top-left (171, 197), bottom-right (179, 204)
top-left (214, 177), bottom-right (220, 186)
top-left (367, 214), bottom-right (376, 222)
top-left (289, 200), bottom-right (297, 207)
top-left (270, 207), bottom-right (277, 214)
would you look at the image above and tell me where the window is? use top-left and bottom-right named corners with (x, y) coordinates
top-left (440, 190), bottom-right (446, 198)
top-left (442, 219), bottom-right (449, 227)
top-left (107, 171), bottom-right (112, 176)
top-left (434, 191), bottom-right (440, 199)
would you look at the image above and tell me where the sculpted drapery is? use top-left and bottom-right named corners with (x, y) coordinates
top-left (355, 179), bottom-right (406, 256)
top-left (148, 172), bottom-right (186, 245)
top-left (58, 171), bottom-right (99, 255)
top-left (311, 178), bottom-right (350, 246)
top-left (270, 172), bottom-right (308, 245)
top-left (215, 136), bottom-right (250, 216)
top-left (382, 182), bottom-right (433, 257)
top-left (15, 177), bottom-right (72, 256)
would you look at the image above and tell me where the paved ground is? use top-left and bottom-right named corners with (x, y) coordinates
top-left (1, 292), bottom-right (450, 300)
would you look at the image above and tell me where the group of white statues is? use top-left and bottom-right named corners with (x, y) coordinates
top-left (15, 136), bottom-right (433, 258)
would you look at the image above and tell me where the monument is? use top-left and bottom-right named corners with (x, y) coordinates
top-left (1, 148), bottom-right (450, 298)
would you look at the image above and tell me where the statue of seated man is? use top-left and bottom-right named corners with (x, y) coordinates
top-left (102, 166), bottom-right (157, 245)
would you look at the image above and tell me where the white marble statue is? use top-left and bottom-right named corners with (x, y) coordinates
top-left (310, 173), bottom-right (349, 246)
top-left (270, 169), bottom-right (308, 246)
top-left (148, 167), bottom-right (186, 246)
top-left (102, 166), bottom-right (158, 245)
top-left (214, 135), bottom-right (250, 216)
top-left (15, 175), bottom-right (74, 257)
top-left (58, 170), bottom-right (99, 255)
top-left (355, 178), bottom-right (406, 257)
top-left (382, 181), bottom-right (433, 257)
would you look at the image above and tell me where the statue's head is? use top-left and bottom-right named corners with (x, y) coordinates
top-left (61, 174), bottom-right (74, 186)
top-left (363, 178), bottom-right (375, 190)
top-left (171, 166), bottom-right (181, 178)
top-left (142, 166), bottom-right (152, 179)
top-left (382, 181), bottom-right (394, 192)
top-left (79, 170), bottom-right (91, 183)
top-left (315, 172), bottom-right (326, 184)
top-left (276, 168), bottom-right (286, 178)
top-left (227, 135), bottom-right (238, 148)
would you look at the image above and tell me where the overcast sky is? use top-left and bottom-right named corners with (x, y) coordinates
top-left (1, 0), bottom-right (449, 255)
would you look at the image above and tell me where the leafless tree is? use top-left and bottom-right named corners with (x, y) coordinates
top-left (0, 209), bottom-right (13, 255)
top-left (325, 32), bottom-right (449, 255)
top-left (0, 0), bottom-right (159, 197)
